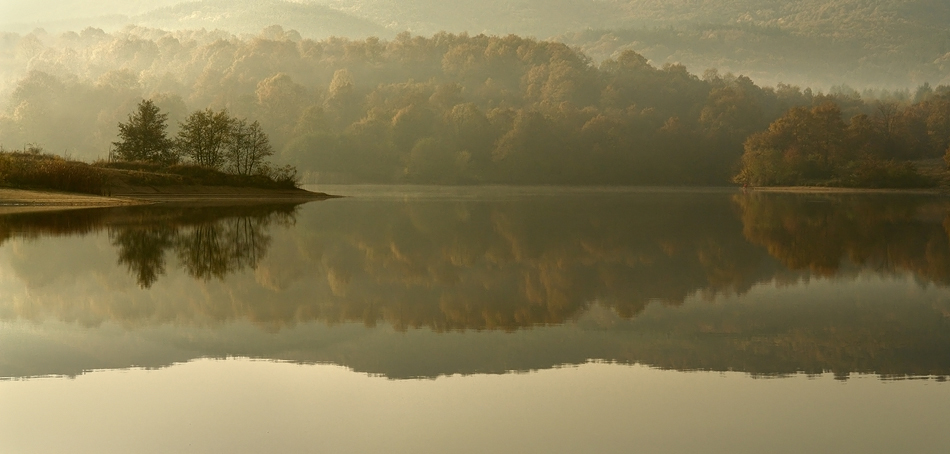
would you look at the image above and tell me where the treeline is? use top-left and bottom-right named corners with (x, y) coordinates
top-left (1, 27), bottom-right (948, 185)
top-left (0, 28), bottom-right (806, 184)
top-left (734, 91), bottom-right (950, 187)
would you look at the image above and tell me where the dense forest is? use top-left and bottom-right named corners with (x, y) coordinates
top-left (5, 27), bottom-right (947, 186)
top-left (4, 0), bottom-right (949, 89)
top-left (734, 95), bottom-right (950, 188)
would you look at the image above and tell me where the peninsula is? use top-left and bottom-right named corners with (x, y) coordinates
top-left (0, 151), bottom-right (335, 210)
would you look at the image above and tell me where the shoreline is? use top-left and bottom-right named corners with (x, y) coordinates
top-left (3, 185), bottom-right (946, 211)
top-left (0, 186), bottom-right (339, 211)
top-left (748, 186), bottom-right (947, 195)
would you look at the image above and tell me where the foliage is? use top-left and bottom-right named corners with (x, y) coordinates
top-left (161, 164), bottom-right (297, 189)
top-left (267, 164), bottom-right (299, 188)
top-left (176, 108), bottom-right (232, 169)
top-left (112, 99), bottom-right (177, 165)
top-left (1, 29), bottom-right (948, 186)
top-left (0, 30), bottom-right (819, 185)
top-left (114, 103), bottom-right (291, 185)
top-left (734, 98), bottom-right (946, 188)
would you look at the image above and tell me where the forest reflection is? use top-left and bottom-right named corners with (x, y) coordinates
top-left (2, 191), bottom-right (950, 331)
top-left (735, 192), bottom-right (950, 284)
top-left (3, 192), bottom-right (950, 379)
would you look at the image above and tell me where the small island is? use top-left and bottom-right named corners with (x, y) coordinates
top-left (0, 100), bottom-right (335, 208)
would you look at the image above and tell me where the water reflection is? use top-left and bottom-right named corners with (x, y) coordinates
top-left (736, 192), bottom-right (950, 283)
top-left (0, 204), bottom-right (298, 288)
top-left (0, 189), bottom-right (949, 380)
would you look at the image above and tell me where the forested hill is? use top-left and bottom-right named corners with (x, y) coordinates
top-left (0, 0), bottom-right (387, 39)
top-left (2, 28), bottom-right (948, 186)
top-left (562, 0), bottom-right (950, 88)
top-left (0, 29), bottom-right (815, 184)
top-left (2, 0), bottom-right (948, 88)
top-left (7, 0), bottom-right (949, 42)
top-left (319, 0), bottom-right (950, 40)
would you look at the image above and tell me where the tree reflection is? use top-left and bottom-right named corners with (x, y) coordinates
top-left (4, 193), bottom-right (950, 379)
top-left (734, 192), bottom-right (950, 284)
top-left (173, 217), bottom-right (272, 281)
top-left (0, 205), bottom-right (301, 289)
top-left (106, 206), bottom-right (295, 287)
top-left (6, 192), bottom-right (950, 332)
top-left (112, 227), bottom-right (176, 288)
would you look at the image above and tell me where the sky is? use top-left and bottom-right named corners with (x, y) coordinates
top-left (1, 0), bottom-right (183, 22)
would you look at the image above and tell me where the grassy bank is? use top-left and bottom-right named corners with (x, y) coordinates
top-left (0, 152), bottom-right (105, 194)
top-left (0, 150), bottom-right (300, 195)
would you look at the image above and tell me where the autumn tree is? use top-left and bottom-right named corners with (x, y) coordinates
top-left (735, 102), bottom-right (927, 188)
top-left (112, 99), bottom-right (176, 164)
top-left (176, 108), bottom-right (233, 169)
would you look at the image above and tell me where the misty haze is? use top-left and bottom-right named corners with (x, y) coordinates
top-left (1, 2), bottom-right (949, 454)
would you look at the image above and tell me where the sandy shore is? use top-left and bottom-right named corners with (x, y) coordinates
top-left (0, 189), bottom-right (143, 205)
top-left (749, 186), bottom-right (946, 195)
top-left (0, 186), bottom-right (336, 211)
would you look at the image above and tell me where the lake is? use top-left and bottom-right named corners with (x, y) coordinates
top-left (1, 186), bottom-right (949, 453)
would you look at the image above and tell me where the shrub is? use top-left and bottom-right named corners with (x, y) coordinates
top-left (845, 158), bottom-right (933, 188)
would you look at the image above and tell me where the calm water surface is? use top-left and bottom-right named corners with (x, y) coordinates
top-left (1, 186), bottom-right (949, 453)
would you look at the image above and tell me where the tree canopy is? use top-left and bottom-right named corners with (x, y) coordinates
top-left (2, 29), bottom-right (948, 187)
top-left (112, 99), bottom-right (176, 164)
top-left (734, 94), bottom-right (950, 188)
top-left (176, 108), bottom-right (232, 169)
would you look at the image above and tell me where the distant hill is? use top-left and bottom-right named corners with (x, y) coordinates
top-left (0, 0), bottom-right (390, 39)
top-left (1, 0), bottom-right (947, 88)
top-left (316, 0), bottom-right (950, 39)
top-left (4, 0), bottom-right (948, 43)
top-left (319, 0), bottom-right (627, 36)
top-left (0, 0), bottom-right (181, 24)
top-left (557, 0), bottom-right (950, 89)
top-left (315, 0), bottom-right (950, 87)
top-left (134, 0), bottom-right (390, 38)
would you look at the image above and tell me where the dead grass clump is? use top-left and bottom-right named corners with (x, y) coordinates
top-left (0, 151), bottom-right (105, 195)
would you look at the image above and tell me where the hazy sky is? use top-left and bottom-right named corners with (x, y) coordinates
top-left (0, 0), bottom-right (183, 23)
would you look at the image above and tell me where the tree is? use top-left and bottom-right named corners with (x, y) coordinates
top-left (177, 108), bottom-right (233, 169)
top-left (226, 119), bottom-right (274, 176)
top-left (113, 99), bottom-right (176, 164)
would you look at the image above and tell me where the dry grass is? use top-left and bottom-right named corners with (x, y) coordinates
top-left (0, 151), bottom-right (105, 194)
top-left (97, 162), bottom-right (299, 190)
top-left (0, 150), bottom-right (300, 196)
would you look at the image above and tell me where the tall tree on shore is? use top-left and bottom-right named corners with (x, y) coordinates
top-left (113, 99), bottom-right (176, 164)
top-left (177, 108), bottom-right (233, 169)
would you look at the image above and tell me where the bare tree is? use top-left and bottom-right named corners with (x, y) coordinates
top-left (227, 119), bottom-right (273, 176)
